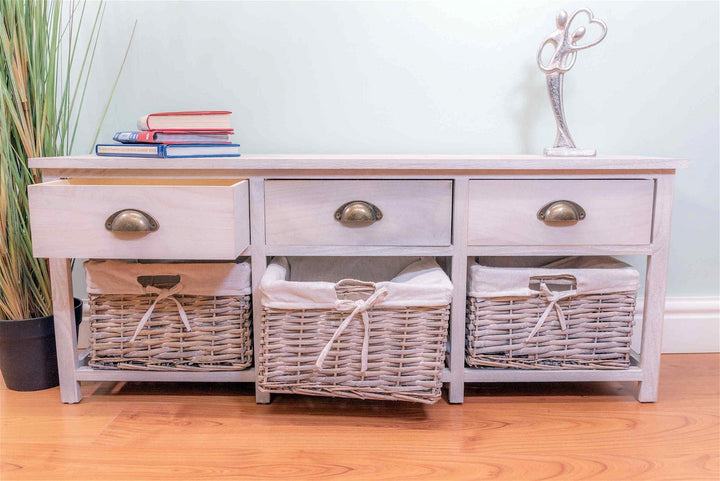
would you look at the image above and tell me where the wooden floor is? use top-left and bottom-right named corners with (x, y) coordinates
top-left (1, 354), bottom-right (718, 481)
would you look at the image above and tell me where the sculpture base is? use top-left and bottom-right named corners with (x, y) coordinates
top-left (544, 147), bottom-right (597, 157)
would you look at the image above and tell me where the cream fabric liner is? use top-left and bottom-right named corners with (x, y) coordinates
top-left (260, 256), bottom-right (453, 309)
top-left (84, 260), bottom-right (251, 296)
top-left (467, 256), bottom-right (639, 298)
top-left (285, 256), bottom-right (422, 283)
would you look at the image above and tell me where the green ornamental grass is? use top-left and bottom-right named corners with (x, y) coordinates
top-left (0, 0), bottom-right (133, 320)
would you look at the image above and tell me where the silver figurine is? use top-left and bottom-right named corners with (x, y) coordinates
top-left (538, 8), bottom-right (607, 157)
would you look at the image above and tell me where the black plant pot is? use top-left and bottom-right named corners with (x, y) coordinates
top-left (0, 298), bottom-right (82, 391)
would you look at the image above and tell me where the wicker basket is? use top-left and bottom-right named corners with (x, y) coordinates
top-left (85, 260), bottom-right (252, 371)
top-left (257, 257), bottom-right (452, 403)
top-left (466, 256), bottom-right (639, 370)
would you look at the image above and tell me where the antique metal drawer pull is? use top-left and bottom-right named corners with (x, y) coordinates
top-left (537, 200), bottom-right (585, 226)
top-left (334, 200), bottom-right (383, 225)
top-left (105, 209), bottom-right (159, 232)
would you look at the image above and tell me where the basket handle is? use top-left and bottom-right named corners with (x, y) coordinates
top-left (136, 274), bottom-right (181, 289)
top-left (334, 279), bottom-right (376, 289)
top-left (528, 274), bottom-right (576, 293)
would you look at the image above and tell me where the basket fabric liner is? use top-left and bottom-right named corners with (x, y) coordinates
top-left (85, 260), bottom-right (251, 296)
top-left (282, 256), bottom-right (418, 283)
top-left (468, 256), bottom-right (639, 298)
top-left (260, 256), bottom-right (453, 309)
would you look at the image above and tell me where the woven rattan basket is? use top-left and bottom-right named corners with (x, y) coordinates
top-left (257, 257), bottom-right (452, 403)
top-left (466, 257), bottom-right (639, 370)
top-left (85, 260), bottom-right (252, 371)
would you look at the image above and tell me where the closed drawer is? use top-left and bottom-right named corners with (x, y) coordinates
top-left (468, 179), bottom-right (654, 245)
top-left (28, 178), bottom-right (249, 259)
top-left (265, 180), bottom-right (452, 246)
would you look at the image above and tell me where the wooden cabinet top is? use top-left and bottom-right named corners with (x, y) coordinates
top-left (30, 154), bottom-right (689, 173)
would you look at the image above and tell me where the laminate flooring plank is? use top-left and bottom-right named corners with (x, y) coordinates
top-left (1, 354), bottom-right (718, 481)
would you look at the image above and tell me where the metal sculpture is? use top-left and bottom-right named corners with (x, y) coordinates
top-left (538, 8), bottom-right (607, 156)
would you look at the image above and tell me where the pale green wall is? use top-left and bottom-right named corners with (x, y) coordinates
top-left (72, 0), bottom-right (719, 297)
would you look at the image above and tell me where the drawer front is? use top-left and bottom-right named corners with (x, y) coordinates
top-left (29, 178), bottom-right (249, 259)
top-left (468, 179), bottom-right (654, 246)
top-left (265, 180), bottom-right (452, 246)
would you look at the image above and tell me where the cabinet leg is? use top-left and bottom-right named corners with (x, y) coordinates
top-left (447, 177), bottom-right (469, 404)
top-left (448, 379), bottom-right (464, 404)
top-left (255, 389), bottom-right (271, 404)
top-left (638, 252), bottom-right (669, 403)
top-left (637, 382), bottom-right (656, 403)
top-left (49, 258), bottom-right (82, 403)
top-left (249, 178), bottom-right (270, 405)
top-left (638, 176), bottom-right (674, 403)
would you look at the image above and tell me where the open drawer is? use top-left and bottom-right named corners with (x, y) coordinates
top-left (28, 178), bottom-right (249, 259)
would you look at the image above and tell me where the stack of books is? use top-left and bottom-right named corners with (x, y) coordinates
top-left (95, 111), bottom-right (241, 158)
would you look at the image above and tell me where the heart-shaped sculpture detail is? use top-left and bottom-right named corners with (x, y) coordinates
top-left (566, 8), bottom-right (607, 50)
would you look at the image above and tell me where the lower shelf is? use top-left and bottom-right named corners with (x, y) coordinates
top-left (75, 366), bottom-right (642, 384)
top-left (75, 366), bottom-right (256, 382)
top-left (462, 366), bottom-right (643, 383)
top-left (75, 355), bottom-right (642, 385)
top-left (75, 348), bottom-right (256, 382)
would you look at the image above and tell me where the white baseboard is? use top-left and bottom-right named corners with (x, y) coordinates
top-left (633, 296), bottom-right (720, 353)
top-left (78, 297), bottom-right (720, 353)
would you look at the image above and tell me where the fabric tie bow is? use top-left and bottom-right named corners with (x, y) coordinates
top-left (130, 284), bottom-right (191, 342)
top-left (525, 282), bottom-right (577, 342)
top-left (315, 287), bottom-right (389, 374)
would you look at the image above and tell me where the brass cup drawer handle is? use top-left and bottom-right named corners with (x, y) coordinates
top-left (537, 200), bottom-right (586, 226)
top-left (105, 209), bottom-right (159, 232)
top-left (334, 200), bottom-right (383, 226)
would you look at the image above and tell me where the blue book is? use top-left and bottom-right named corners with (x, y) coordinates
top-left (95, 143), bottom-right (241, 158)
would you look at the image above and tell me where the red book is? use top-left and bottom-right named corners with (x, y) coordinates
top-left (113, 130), bottom-right (233, 144)
top-left (137, 111), bottom-right (232, 131)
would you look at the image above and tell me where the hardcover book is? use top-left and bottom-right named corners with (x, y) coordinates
top-left (96, 143), bottom-right (241, 158)
top-left (113, 130), bottom-right (232, 144)
top-left (137, 111), bottom-right (232, 130)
